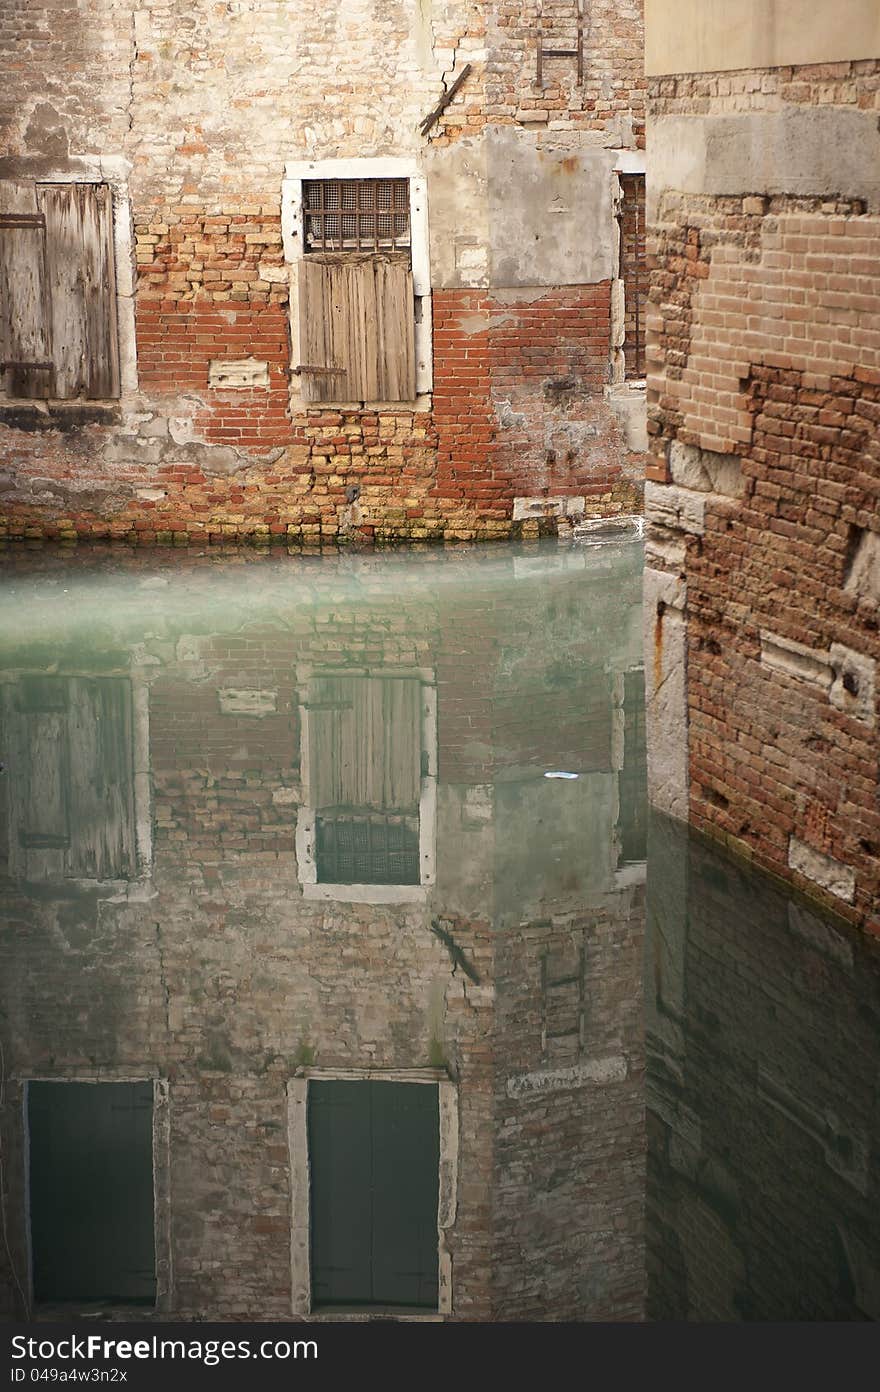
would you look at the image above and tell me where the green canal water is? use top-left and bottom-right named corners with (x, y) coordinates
top-left (0, 539), bottom-right (877, 1320)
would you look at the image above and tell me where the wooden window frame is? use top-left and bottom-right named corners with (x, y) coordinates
top-left (282, 159), bottom-right (432, 409)
top-left (0, 159), bottom-right (136, 408)
top-left (294, 665), bottom-right (437, 905)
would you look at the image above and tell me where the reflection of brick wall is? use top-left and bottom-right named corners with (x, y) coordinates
top-left (648, 826), bottom-right (880, 1320)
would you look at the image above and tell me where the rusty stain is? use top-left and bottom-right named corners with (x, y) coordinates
top-left (560, 157), bottom-right (578, 175)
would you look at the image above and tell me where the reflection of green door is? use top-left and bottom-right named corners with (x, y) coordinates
top-left (28, 1081), bottom-right (156, 1304)
top-left (309, 1081), bottom-right (439, 1309)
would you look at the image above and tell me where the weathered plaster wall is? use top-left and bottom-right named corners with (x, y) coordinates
top-left (645, 57), bottom-right (880, 928)
top-left (0, 1), bottom-right (647, 542)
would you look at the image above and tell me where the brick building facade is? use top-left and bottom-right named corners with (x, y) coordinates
top-left (643, 2), bottom-right (880, 930)
top-left (0, 544), bottom-right (645, 1318)
top-left (0, 2), bottom-right (647, 544)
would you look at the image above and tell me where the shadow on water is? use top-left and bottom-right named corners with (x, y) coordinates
top-left (0, 540), bottom-right (877, 1320)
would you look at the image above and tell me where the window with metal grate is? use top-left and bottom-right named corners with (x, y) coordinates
top-left (302, 178), bottom-right (411, 254)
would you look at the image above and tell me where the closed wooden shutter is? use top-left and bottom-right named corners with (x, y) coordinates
top-left (6, 676), bottom-right (135, 881)
top-left (36, 183), bottom-right (120, 399)
top-left (298, 254), bottom-right (416, 404)
top-left (29, 1081), bottom-right (156, 1304)
top-left (307, 675), bottom-right (421, 813)
top-left (0, 211), bottom-right (54, 397)
top-left (309, 1080), bottom-right (439, 1309)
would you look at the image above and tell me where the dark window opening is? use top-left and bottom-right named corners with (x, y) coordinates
top-left (617, 667), bottom-right (647, 864)
top-left (27, 1081), bottom-right (156, 1305)
top-left (619, 173), bottom-right (646, 380)
top-left (309, 1080), bottom-right (439, 1310)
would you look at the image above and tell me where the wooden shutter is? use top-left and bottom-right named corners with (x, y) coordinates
top-left (309, 1081), bottom-right (439, 1309)
top-left (7, 676), bottom-right (135, 881)
top-left (298, 253), bottom-right (416, 403)
top-left (0, 211), bottom-right (54, 397)
top-left (29, 1082), bottom-right (156, 1304)
top-left (307, 675), bottom-right (421, 813)
top-left (36, 183), bottom-right (120, 399)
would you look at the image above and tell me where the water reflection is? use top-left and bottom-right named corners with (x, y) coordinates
top-left (0, 541), bottom-right (877, 1321)
top-left (0, 543), bottom-right (645, 1320)
top-left (647, 812), bottom-right (880, 1321)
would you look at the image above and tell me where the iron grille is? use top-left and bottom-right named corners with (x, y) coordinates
top-left (619, 173), bottom-right (646, 379)
top-left (316, 811), bottom-right (420, 885)
top-left (303, 179), bottom-right (411, 253)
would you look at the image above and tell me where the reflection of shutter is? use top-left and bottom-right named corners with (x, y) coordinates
top-left (8, 676), bottom-right (135, 881)
top-left (0, 211), bottom-right (54, 398)
top-left (37, 184), bottom-right (120, 400)
top-left (308, 676), bottom-right (421, 812)
top-left (29, 1081), bottom-right (156, 1304)
top-left (298, 255), bottom-right (415, 403)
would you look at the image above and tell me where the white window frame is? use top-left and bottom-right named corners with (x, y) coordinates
top-left (0, 156), bottom-right (137, 403)
top-left (294, 664), bottom-right (437, 904)
top-left (281, 158), bottom-right (432, 410)
top-left (287, 1069), bottom-right (457, 1319)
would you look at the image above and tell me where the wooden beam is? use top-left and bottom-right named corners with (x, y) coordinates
top-left (419, 64), bottom-right (473, 137)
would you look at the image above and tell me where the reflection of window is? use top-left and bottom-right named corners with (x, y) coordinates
top-left (308, 1080), bottom-right (439, 1311)
top-left (4, 676), bottom-right (135, 881)
top-left (308, 675), bottom-right (421, 887)
top-left (617, 668), bottom-right (647, 864)
top-left (296, 668), bottom-right (436, 902)
top-left (0, 184), bottom-right (120, 400)
top-left (27, 1081), bottom-right (155, 1305)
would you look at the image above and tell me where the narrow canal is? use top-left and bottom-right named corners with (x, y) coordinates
top-left (0, 539), bottom-right (877, 1320)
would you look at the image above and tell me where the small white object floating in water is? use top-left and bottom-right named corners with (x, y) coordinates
top-left (572, 514), bottom-right (644, 545)
top-left (544, 771), bottom-right (579, 780)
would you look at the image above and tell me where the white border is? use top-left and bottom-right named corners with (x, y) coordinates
top-left (281, 158), bottom-right (432, 407)
top-left (295, 666), bottom-right (437, 904)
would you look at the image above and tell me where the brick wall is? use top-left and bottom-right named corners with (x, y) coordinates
top-left (645, 59), bottom-right (880, 928)
top-left (0, 0), bottom-right (646, 541)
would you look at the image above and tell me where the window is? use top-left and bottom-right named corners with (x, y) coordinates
top-left (283, 159), bottom-right (431, 406)
top-left (296, 668), bottom-right (436, 902)
top-left (3, 676), bottom-right (136, 881)
top-left (618, 173), bottom-right (646, 380)
top-left (302, 178), bottom-right (411, 253)
top-left (617, 667), bottom-right (647, 865)
top-left (27, 1081), bottom-right (156, 1305)
top-left (308, 1080), bottom-right (440, 1311)
top-left (0, 183), bottom-right (120, 400)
